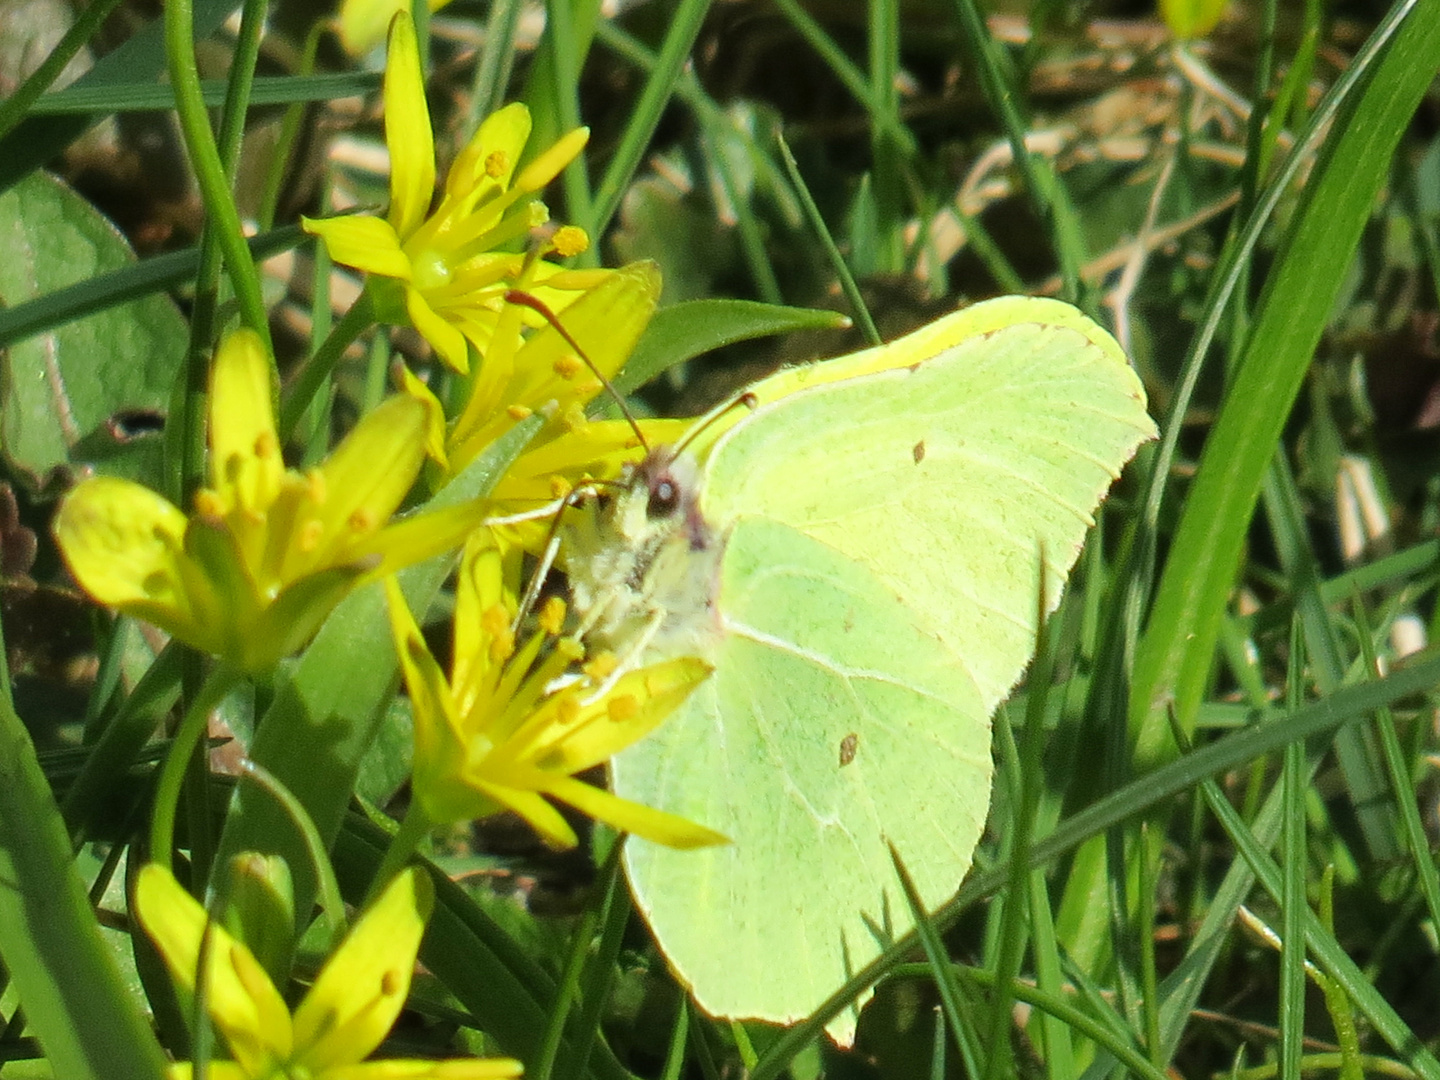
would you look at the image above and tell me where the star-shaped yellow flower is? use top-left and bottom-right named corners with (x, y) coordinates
top-left (395, 260), bottom-right (687, 552)
top-left (54, 328), bottom-right (482, 672)
top-left (304, 12), bottom-right (606, 373)
top-left (386, 528), bottom-right (726, 850)
top-left (134, 862), bottom-right (520, 1079)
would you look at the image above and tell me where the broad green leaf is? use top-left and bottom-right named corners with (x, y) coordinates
top-left (0, 171), bottom-right (183, 492)
top-left (613, 298), bottom-right (850, 398)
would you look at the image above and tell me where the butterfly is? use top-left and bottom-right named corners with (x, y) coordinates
top-left (564, 296), bottom-right (1156, 1044)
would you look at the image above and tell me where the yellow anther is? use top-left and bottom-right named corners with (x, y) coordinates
top-left (253, 430), bottom-right (279, 459)
top-left (583, 651), bottom-right (618, 680)
top-left (551, 225), bottom-right (589, 258)
top-left (608, 694), bottom-right (638, 723)
top-left (538, 596), bottom-right (566, 636)
top-left (507, 404), bottom-right (534, 420)
top-left (556, 697), bottom-right (581, 726)
top-left (305, 469), bottom-right (327, 503)
top-left (485, 150), bottom-right (509, 178)
top-left (298, 519), bottom-right (324, 552)
top-left (193, 489), bottom-right (225, 521)
top-left (553, 354), bottom-right (582, 380)
top-left (561, 402), bottom-right (587, 431)
top-left (347, 507), bottom-right (377, 533)
top-left (549, 475), bottom-right (573, 499)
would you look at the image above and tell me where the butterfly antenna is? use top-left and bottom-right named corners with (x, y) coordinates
top-left (503, 288), bottom-right (651, 456)
top-left (671, 390), bottom-right (760, 459)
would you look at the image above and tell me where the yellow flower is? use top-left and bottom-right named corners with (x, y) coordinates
top-left (386, 528), bottom-right (727, 850)
top-left (338, 0), bottom-right (450, 56)
top-left (54, 328), bottom-right (481, 672)
top-left (397, 260), bottom-right (687, 550)
top-left (133, 863), bottom-right (521, 1079)
top-left (304, 12), bottom-right (606, 373)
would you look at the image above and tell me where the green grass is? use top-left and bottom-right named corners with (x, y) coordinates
top-left (3, 0), bottom-right (1440, 1078)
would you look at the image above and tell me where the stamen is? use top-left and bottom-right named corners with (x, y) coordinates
top-left (298, 519), bottom-right (324, 552)
top-left (538, 596), bottom-right (566, 635)
top-left (608, 694), bottom-right (639, 722)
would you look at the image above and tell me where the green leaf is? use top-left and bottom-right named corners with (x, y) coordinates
top-left (0, 654), bottom-right (167, 1077)
top-left (614, 298), bottom-right (850, 398)
top-left (0, 171), bottom-right (184, 492)
top-left (1128, 0), bottom-right (1440, 763)
top-left (27, 72), bottom-right (379, 114)
top-left (0, 0), bottom-right (237, 193)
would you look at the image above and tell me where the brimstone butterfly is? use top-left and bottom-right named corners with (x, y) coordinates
top-left (565, 295), bottom-right (1156, 1044)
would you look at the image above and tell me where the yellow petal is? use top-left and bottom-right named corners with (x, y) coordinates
top-left (303, 215), bottom-right (413, 279)
top-left (519, 657), bottom-right (712, 772)
top-left (498, 261), bottom-right (659, 422)
top-left (511, 127), bottom-right (589, 195)
top-left (292, 867), bottom-right (433, 1068)
top-left (474, 781), bottom-right (579, 849)
top-left (134, 864), bottom-right (295, 1069)
top-left (387, 579), bottom-right (494, 825)
top-left (314, 1057), bottom-right (522, 1078)
top-left (394, 364), bottom-right (449, 468)
top-left (544, 774), bottom-right (729, 849)
top-left (446, 101), bottom-right (531, 205)
top-left (275, 392), bottom-right (428, 581)
top-left (405, 285), bottom-right (470, 372)
top-left (383, 12), bottom-right (436, 240)
top-left (351, 499), bottom-right (490, 584)
top-left (337, 0), bottom-right (454, 55)
top-left (450, 529), bottom-right (510, 709)
top-left (53, 476), bottom-right (216, 648)
top-left (207, 328), bottom-right (282, 521)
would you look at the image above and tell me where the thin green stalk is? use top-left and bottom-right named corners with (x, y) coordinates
top-left (0, 0), bottom-right (126, 140)
top-left (62, 644), bottom-right (184, 844)
top-left (709, 126), bottom-right (783, 305)
top-left (164, 0), bottom-right (271, 346)
top-left (1201, 775), bottom-right (1440, 1078)
top-left (234, 759), bottom-right (348, 949)
top-left (0, 610), bottom-right (169, 1078)
top-left (558, 861), bottom-right (631, 1080)
top-left (257, 21), bottom-right (325, 232)
top-left (944, 0), bottom-right (1085, 302)
top-left (1352, 595), bottom-right (1440, 936)
top-left (769, 0), bottom-right (916, 157)
top-left (1279, 618), bottom-right (1306, 1080)
top-left (659, 1000), bottom-right (688, 1080)
top-left (893, 965), bottom-right (1173, 1080)
top-left (531, 846), bottom-right (621, 1080)
top-left (149, 663), bottom-right (243, 867)
top-left (591, 0), bottom-right (712, 232)
top-left (543, 0), bottom-right (596, 262)
top-left (278, 291), bottom-right (376, 441)
top-left (367, 802), bottom-right (433, 906)
top-left (470, 0), bottom-right (523, 126)
top-left (216, 0), bottom-right (266, 180)
top-left (777, 133), bottom-right (880, 345)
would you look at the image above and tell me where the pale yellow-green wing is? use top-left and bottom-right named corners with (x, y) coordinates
top-left (608, 297), bottom-right (1155, 1044)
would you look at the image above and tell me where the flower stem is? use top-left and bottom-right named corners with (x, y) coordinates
top-left (164, 0), bottom-right (271, 346)
top-left (367, 802), bottom-right (433, 905)
top-left (149, 664), bottom-right (243, 871)
top-left (279, 290), bottom-right (376, 442)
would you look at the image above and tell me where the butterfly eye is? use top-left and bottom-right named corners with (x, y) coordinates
top-left (647, 475), bottom-right (681, 519)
